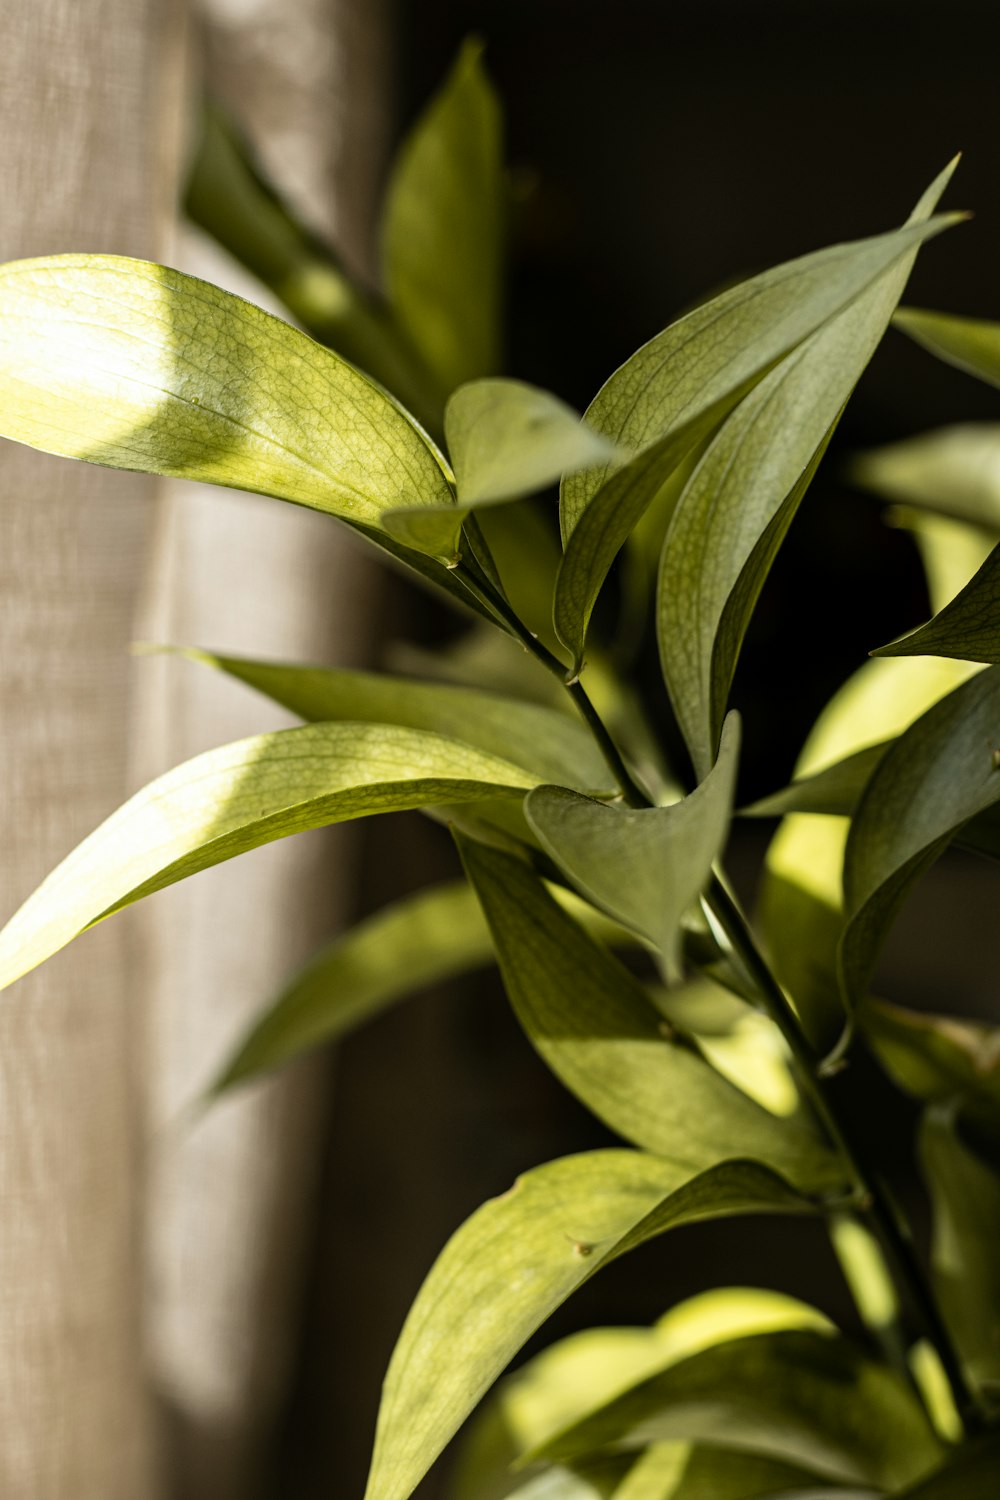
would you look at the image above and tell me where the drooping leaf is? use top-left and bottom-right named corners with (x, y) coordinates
top-left (382, 379), bottom-right (614, 555)
top-left (524, 714), bottom-right (740, 973)
top-left (0, 256), bottom-right (456, 536)
top-left (183, 103), bottom-right (446, 432)
top-left (552, 170), bottom-right (961, 671)
top-left (895, 305), bottom-right (1000, 389)
top-left (744, 741), bottom-right (890, 820)
top-left (862, 997), bottom-right (1000, 1140)
top-left (658, 172), bottom-right (958, 778)
top-left (159, 646), bottom-right (615, 791)
top-left (919, 1107), bottom-right (1000, 1395)
top-left (840, 666), bottom-right (1000, 1009)
top-left (0, 724), bottom-right (541, 995)
top-left (532, 1329), bottom-right (942, 1491)
top-left (455, 832), bottom-right (840, 1190)
top-left (873, 540), bottom-right (1000, 662)
top-left (381, 37), bottom-right (503, 395)
top-left (851, 424), bottom-right (1000, 530)
top-left (362, 1149), bottom-right (824, 1500)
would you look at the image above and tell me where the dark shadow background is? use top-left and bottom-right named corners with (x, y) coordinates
top-left (272, 4), bottom-right (1000, 1494)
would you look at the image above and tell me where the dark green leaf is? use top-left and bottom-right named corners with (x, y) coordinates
top-left (553, 169), bottom-right (962, 672)
top-left (532, 1329), bottom-right (942, 1491)
top-left (658, 172), bottom-right (958, 778)
top-left (895, 306), bottom-right (1000, 389)
top-left (840, 666), bottom-right (1000, 1008)
top-left (381, 37), bottom-right (503, 394)
top-left (0, 256), bottom-right (455, 534)
top-left (873, 541), bottom-right (1000, 662)
top-left (525, 714), bottom-right (740, 972)
top-left (363, 1150), bottom-right (824, 1500)
top-left (456, 833), bottom-right (841, 1189)
top-left (744, 742), bottom-right (890, 820)
top-left (159, 646), bottom-right (615, 791)
top-left (920, 1107), bottom-right (1000, 1395)
top-left (892, 1432), bottom-right (1000, 1497)
top-left (862, 997), bottom-right (1000, 1139)
top-left (0, 724), bottom-right (541, 994)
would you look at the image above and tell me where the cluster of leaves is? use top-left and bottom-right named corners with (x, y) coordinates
top-left (1, 39), bottom-right (1000, 1500)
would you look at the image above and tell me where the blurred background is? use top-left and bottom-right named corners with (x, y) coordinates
top-left (2, 2), bottom-right (1000, 1498)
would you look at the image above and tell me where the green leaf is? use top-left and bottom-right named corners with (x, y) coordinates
top-left (895, 305), bottom-right (1000, 389)
top-left (0, 724), bottom-right (541, 995)
top-left (382, 379), bottom-right (615, 556)
top-left (840, 666), bottom-right (1000, 1009)
top-left (448, 380), bottom-right (616, 505)
top-left (744, 742), bottom-right (889, 820)
top-left (892, 1432), bottom-right (1000, 1497)
top-left (873, 540), bottom-right (1000, 662)
top-left (532, 1329), bottom-right (942, 1491)
top-left (0, 255), bottom-right (456, 536)
top-left (455, 832), bottom-right (841, 1190)
top-left (159, 646), bottom-right (615, 792)
top-left (553, 169), bottom-right (962, 671)
top-left (215, 881), bottom-right (492, 1090)
top-left (658, 174), bottom-right (958, 778)
top-left (524, 714), bottom-right (740, 973)
top-left (363, 1149), bottom-right (824, 1500)
top-left (862, 997), bottom-right (1000, 1139)
top-left (503, 1462), bottom-right (630, 1500)
top-left (381, 37), bottom-right (503, 394)
top-left (919, 1107), bottom-right (1000, 1396)
top-left (851, 424), bottom-right (1000, 531)
top-left (608, 1444), bottom-right (829, 1500)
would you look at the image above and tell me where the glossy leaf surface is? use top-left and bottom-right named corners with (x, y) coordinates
top-left (840, 666), bottom-right (1000, 1007)
top-left (534, 1329), bottom-right (941, 1490)
top-left (162, 646), bottom-right (614, 791)
top-left (553, 182), bottom-right (960, 670)
top-left (363, 1150), bottom-right (821, 1500)
top-left (0, 256), bottom-right (454, 529)
top-left (381, 38), bottom-right (503, 394)
top-left (456, 833), bottom-right (840, 1188)
top-left (525, 714), bottom-right (739, 971)
top-left (0, 725), bottom-right (540, 995)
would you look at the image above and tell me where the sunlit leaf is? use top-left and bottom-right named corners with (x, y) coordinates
top-left (382, 379), bottom-right (614, 556)
top-left (456, 832), bottom-right (840, 1189)
top-left (381, 37), bottom-right (503, 395)
top-left (873, 539), bottom-right (1000, 662)
top-left (553, 169), bottom-right (961, 671)
top-left (840, 666), bottom-right (1000, 1008)
top-left (658, 171), bottom-right (958, 778)
top-left (851, 424), bottom-right (1000, 530)
top-left (525, 715), bottom-right (739, 973)
top-left (363, 1149), bottom-right (824, 1500)
top-left (159, 645), bottom-right (615, 791)
top-left (448, 380), bottom-right (615, 505)
top-left (0, 256), bottom-right (456, 536)
top-left (895, 305), bottom-right (1000, 388)
top-left (0, 724), bottom-right (541, 995)
top-left (919, 1106), bottom-right (1000, 1395)
top-left (533, 1329), bottom-right (942, 1491)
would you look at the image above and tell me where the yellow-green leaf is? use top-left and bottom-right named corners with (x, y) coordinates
top-left (851, 424), bottom-right (1000, 531)
top-left (0, 724), bottom-right (541, 995)
top-left (160, 646), bottom-right (615, 791)
top-left (895, 306), bottom-right (1000, 389)
top-left (525, 714), bottom-right (740, 973)
top-left (363, 1149), bottom-right (823, 1500)
top-left (455, 833), bottom-right (840, 1190)
top-left (0, 255), bottom-right (455, 531)
top-left (381, 37), bottom-right (503, 394)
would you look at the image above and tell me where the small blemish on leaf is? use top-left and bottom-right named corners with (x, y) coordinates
top-left (565, 1234), bottom-right (594, 1258)
top-left (992, 747), bottom-right (1000, 770)
top-left (658, 1020), bottom-right (677, 1041)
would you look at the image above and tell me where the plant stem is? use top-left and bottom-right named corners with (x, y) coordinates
top-left (461, 559), bottom-right (985, 1433)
